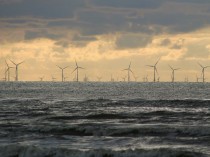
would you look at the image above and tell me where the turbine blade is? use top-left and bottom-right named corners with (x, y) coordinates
top-left (17, 61), bottom-right (24, 65)
top-left (78, 67), bottom-right (85, 69)
top-left (168, 65), bottom-right (173, 70)
top-left (122, 68), bottom-right (129, 71)
top-left (155, 58), bottom-right (160, 66)
top-left (146, 65), bottom-right (154, 67)
top-left (56, 65), bottom-right (62, 69)
top-left (198, 62), bottom-right (204, 68)
top-left (5, 60), bottom-right (9, 67)
top-left (63, 66), bottom-right (68, 69)
top-left (72, 68), bottom-right (77, 73)
top-left (129, 69), bottom-right (134, 74)
top-left (75, 60), bottom-right (78, 67)
top-left (9, 59), bottom-right (17, 65)
top-left (155, 67), bottom-right (159, 75)
top-left (129, 61), bottom-right (131, 68)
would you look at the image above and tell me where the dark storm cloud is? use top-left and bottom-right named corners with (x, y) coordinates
top-left (0, 0), bottom-right (85, 18)
top-left (160, 39), bottom-right (171, 47)
top-left (24, 30), bottom-right (63, 40)
top-left (1, 0), bottom-right (210, 49)
top-left (89, 0), bottom-right (164, 9)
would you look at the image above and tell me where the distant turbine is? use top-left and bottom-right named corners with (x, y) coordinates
top-left (64, 77), bottom-right (68, 82)
top-left (97, 76), bottom-right (102, 82)
top-left (51, 75), bottom-right (56, 82)
top-left (134, 75), bottom-right (138, 82)
top-left (5, 60), bottom-right (14, 82)
top-left (72, 60), bottom-right (84, 82)
top-left (146, 58), bottom-right (160, 82)
top-left (9, 60), bottom-right (24, 81)
top-left (122, 62), bottom-right (134, 82)
top-left (196, 74), bottom-right (202, 82)
top-left (169, 65), bottom-right (180, 82)
top-left (122, 76), bottom-right (126, 82)
top-left (184, 76), bottom-right (188, 82)
top-left (198, 62), bottom-right (209, 83)
top-left (110, 74), bottom-right (114, 82)
top-left (83, 74), bottom-right (89, 82)
top-left (57, 65), bottom-right (68, 82)
top-left (39, 76), bottom-right (44, 81)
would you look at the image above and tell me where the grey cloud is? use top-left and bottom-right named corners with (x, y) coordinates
top-left (0, 0), bottom-right (85, 18)
top-left (90, 0), bottom-right (164, 9)
top-left (54, 40), bottom-right (70, 48)
top-left (72, 34), bottom-right (96, 42)
top-left (1, 0), bottom-right (210, 50)
top-left (115, 34), bottom-right (152, 49)
top-left (160, 39), bottom-right (171, 46)
top-left (24, 30), bottom-right (63, 40)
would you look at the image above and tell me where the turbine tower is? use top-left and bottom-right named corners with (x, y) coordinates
top-left (198, 62), bottom-right (209, 83)
top-left (5, 60), bottom-right (14, 82)
top-left (122, 62), bottom-right (134, 82)
top-left (146, 58), bottom-right (160, 82)
top-left (57, 65), bottom-right (68, 82)
top-left (169, 65), bottom-right (180, 82)
top-left (72, 60), bottom-right (84, 82)
top-left (111, 74), bottom-right (114, 82)
top-left (39, 76), bottom-right (44, 81)
top-left (9, 60), bottom-right (24, 81)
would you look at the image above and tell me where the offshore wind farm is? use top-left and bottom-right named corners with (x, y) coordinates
top-left (1, 0), bottom-right (210, 157)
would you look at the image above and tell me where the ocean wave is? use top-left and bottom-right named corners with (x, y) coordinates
top-left (0, 144), bottom-right (207, 157)
top-left (27, 123), bottom-right (210, 138)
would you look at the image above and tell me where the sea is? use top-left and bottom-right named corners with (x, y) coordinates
top-left (0, 82), bottom-right (209, 157)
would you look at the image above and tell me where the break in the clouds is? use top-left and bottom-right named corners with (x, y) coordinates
top-left (1, 0), bottom-right (210, 81)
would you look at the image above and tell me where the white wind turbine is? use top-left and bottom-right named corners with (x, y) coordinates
top-left (57, 65), bottom-right (68, 82)
top-left (198, 62), bottom-right (209, 83)
top-left (169, 65), bottom-right (180, 82)
top-left (122, 62), bottom-right (134, 82)
top-left (72, 60), bottom-right (84, 82)
top-left (146, 58), bottom-right (160, 82)
top-left (9, 59), bottom-right (24, 81)
top-left (97, 76), bottom-right (102, 82)
top-left (5, 60), bottom-right (14, 82)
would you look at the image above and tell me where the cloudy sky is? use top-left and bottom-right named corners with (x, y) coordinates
top-left (1, 0), bottom-right (210, 81)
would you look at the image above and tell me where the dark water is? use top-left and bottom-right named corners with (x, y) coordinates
top-left (0, 82), bottom-right (209, 157)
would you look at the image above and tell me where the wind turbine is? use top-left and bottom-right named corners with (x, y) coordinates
top-left (64, 76), bottom-right (68, 82)
top-left (97, 76), bottom-right (102, 82)
top-left (57, 65), bottom-right (68, 82)
top-left (83, 74), bottom-right (89, 82)
top-left (51, 75), bottom-right (56, 82)
top-left (9, 59), bottom-right (24, 81)
top-left (122, 62), bottom-right (134, 82)
top-left (169, 65), bottom-right (180, 82)
top-left (122, 76), bottom-right (126, 82)
top-left (5, 60), bottom-right (14, 82)
top-left (146, 58), bottom-right (160, 82)
top-left (134, 75), bottom-right (138, 82)
top-left (111, 74), bottom-right (114, 82)
top-left (72, 60), bottom-right (84, 82)
top-left (39, 76), bottom-right (44, 81)
top-left (198, 62), bottom-right (209, 83)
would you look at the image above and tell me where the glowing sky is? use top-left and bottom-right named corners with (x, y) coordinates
top-left (1, 0), bottom-right (210, 81)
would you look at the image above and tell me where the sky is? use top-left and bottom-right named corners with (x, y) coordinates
top-left (1, 0), bottom-right (210, 82)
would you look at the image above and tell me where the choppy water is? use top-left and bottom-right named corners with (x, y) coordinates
top-left (0, 82), bottom-right (209, 157)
